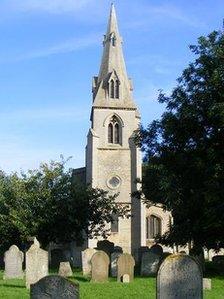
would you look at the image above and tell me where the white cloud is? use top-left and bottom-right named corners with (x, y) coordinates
top-left (9, 34), bottom-right (100, 62)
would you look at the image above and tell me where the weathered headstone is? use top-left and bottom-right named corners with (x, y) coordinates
top-left (51, 249), bottom-right (65, 268)
top-left (157, 254), bottom-right (203, 299)
top-left (203, 278), bottom-right (212, 290)
top-left (141, 244), bottom-right (163, 276)
top-left (30, 275), bottom-right (79, 299)
top-left (97, 240), bottom-right (114, 258)
top-left (4, 245), bottom-right (24, 279)
top-left (90, 250), bottom-right (110, 282)
top-left (190, 246), bottom-right (205, 272)
top-left (81, 248), bottom-right (97, 276)
top-left (26, 239), bottom-right (48, 289)
top-left (117, 253), bottom-right (135, 282)
top-left (111, 251), bottom-right (122, 277)
top-left (58, 262), bottom-right (73, 277)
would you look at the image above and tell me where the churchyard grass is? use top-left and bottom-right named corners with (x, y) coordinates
top-left (0, 269), bottom-right (223, 298)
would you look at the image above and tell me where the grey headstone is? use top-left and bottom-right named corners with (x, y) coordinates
top-left (58, 262), bottom-right (73, 277)
top-left (81, 248), bottom-right (97, 276)
top-left (90, 250), bottom-right (110, 282)
top-left (30, 275), bottom-right (79, 299)
top-left (212, 255), bottom-right (224, 265)
top-left (26, 240), bottom-right (48, 289)
top-left (97, 240), bottom-right (114, 258)
top-left (111, 251), bottom-right (122, 277)
top-left (141, 245), bottom-right (163, 276)
top-left (117, 253), bottom-right (135, 282)
top-left (190, 246), bottom-right (205, 272)
top-left (4, 245), bottom-right (24, 279)
top-left (157, 254), bottom-right (203, 299)
top-left (203, 278), bottom-right (212, 290)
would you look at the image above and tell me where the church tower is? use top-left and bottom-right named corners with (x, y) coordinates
top-left (86, 4), bottom-right (145, 256)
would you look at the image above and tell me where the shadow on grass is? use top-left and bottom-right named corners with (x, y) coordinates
top-left (73, 276), bottom-right (90, 283)
top-left (1, 284), bottom-right (26, 289)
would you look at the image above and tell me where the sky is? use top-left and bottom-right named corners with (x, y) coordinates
top-left (0, 0), bottom-right (223, 173)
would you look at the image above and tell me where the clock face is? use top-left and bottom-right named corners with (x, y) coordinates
top-left (107, 176), bottom-right (121, 189)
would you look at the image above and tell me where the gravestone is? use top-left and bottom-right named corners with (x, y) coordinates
top-left (58, 262), bottom-right (73, 277)
top-left (157, 254), bottom-right (203, 299)
top-left (203, 278), bottom-right (212, 290)
top-left (26, 239), bottom-right (48, 289)
top-left (117, 253), bottom-right (135, 282)
top-left (30, 275), bottom-right (79, 299)
top-left (212, 255), bottom-right (224, 266)
top-left (81, 248), bottom-right (97, 276)
top-left (111, 251), bottom-right (122, 277)
top-left (51, 249), bottom-right (65, 268)
top-left (190, 246), bottom-right (205, 272)
top-left (97, 240), bottom-right (114, 258)
top-left (122, 274), bottom-right (130, 283)
top-left (141, 244), bottom-right (163, 276)
top-left (4, 245), bottom-right (24, 279)
top-left (90, 250), bottom-right (110, 282)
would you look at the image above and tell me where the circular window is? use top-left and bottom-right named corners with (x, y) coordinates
top-left (107, 176), bottom-right (121, 189)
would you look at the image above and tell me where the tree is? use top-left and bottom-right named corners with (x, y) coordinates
top-left (139, 30), bottom-right (224, 250)
top-left (0, 158), bottom-right (129, 252)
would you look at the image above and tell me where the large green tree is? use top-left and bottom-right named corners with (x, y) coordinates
top-left (0, 158), bottom-right (128, 252)
top-left (140, 30), bottom-right (224, 250)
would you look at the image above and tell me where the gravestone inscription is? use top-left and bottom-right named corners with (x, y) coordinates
top-left (157, 254), bottom-right (203, 299)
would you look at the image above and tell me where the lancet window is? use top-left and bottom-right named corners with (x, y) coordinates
top-left (146, 215), bottom-right (162, 239)
top-left (108, 115), bottom-right (122, 144)
top-left (109, 79), bottom-right (119, 99)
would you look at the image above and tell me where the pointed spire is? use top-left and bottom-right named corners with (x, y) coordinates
top-left (93, 4), bottom-right (137, 110)
top-left (97, 3), bottom-right (128, 83)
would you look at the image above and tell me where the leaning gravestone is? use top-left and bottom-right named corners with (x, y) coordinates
top-left (81, 248), bottom-right (97, 276)
top-left (190, 246), bottom-right (205, 272)
top-left (30, 275), bottom-right (79, 299)
top-left (26, 239), bottom-right (48, 289)
top-left (141, 244), bottom-right (163, 276)
top-left (97, 240), bottom-right (114, 258)
top-left (111, 251), bottom-right (122, 277)
top-left (58, 262), bottom-right (73, 277)
top-left (157, 254), bottom-right (203, 299)
top-left (117, 253), bottom-right (135, 282)
top-left (4, 245), bottom-right (24, 279)
top-left (90, 250), bottom-right (110, 282)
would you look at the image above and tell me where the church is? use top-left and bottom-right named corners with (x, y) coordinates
top-left (73, 4), bottom-right (171, 261)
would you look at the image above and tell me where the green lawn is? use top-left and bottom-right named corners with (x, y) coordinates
top-left (0, 269), bottom-right (223, 299)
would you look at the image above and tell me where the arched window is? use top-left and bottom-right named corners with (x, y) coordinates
top-left (110, 80), bottom-right (115, 98)
top-left (146, 215), bottom-right (162, 239)
top-left (108, 115), bottom-right (122, 145)
top-left (111, 213), bottom-right (119, 233)
top-left (112, 36), bottom-right (116, 47)
top-left (108, 123), bottom-right (113, 143)
top-left (114, 123), bottom-right (119, 144)
top-left (115, 80), bottom-right (119, 98)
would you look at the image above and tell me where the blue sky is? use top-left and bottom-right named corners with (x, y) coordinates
top-left (0, 0), bottom-right (223, 173)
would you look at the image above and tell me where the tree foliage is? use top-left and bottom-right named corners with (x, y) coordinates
top-left (140, 31), bottom-right (224, 250)
top-left (0, 158), bottom-right (129, 252)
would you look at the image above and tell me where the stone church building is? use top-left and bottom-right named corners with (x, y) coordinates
top-left (73, 4), bottom-right (171, 262)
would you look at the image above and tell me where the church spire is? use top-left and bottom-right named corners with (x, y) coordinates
top-left (97, 3), bottom-right (129, 85)
top-left (92, 4), bottom-right (137, 109)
